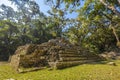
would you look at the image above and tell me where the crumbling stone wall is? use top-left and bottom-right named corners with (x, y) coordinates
top-left (10, 38), bottom-right (102, 72)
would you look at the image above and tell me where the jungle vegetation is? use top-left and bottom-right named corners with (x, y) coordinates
top-left (0, 0), bottom-right (120, 60)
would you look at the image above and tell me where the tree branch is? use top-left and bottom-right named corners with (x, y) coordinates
top-left (100, 0), bottom-right (120, 18)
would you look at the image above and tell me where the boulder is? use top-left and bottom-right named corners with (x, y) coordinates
top-left (107, 62), bottom-right (117, 66)
top-left (99, 51), bottom-right (120, 60)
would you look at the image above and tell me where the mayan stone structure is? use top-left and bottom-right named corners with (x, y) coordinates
top-left (10, 38), bottom-right (102, 72)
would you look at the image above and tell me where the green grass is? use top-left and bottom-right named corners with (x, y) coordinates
top-left (0, 61), bottom-right (120, 80)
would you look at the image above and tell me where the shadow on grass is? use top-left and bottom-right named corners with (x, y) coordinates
top-left (56, 60), bottom-right (118, 71)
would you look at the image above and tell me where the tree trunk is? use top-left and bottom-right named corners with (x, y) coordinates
top-left (111, 27), bottom-right (119, 42)
top-left (111, 27), bottom-right (120, 47)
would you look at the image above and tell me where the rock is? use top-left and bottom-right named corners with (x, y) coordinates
top-left (107, 62), bottom-right (117, 66)
top-left (99, 51), bottom-right (120, 60)
top-left (115, 56), bottom-right (120, 60)
top-left (99, 51), bottom-right (118, 60)
top-left (6, 78), bottom-right (15, 80)
top-left (107, 52), bottom-right (117, 59)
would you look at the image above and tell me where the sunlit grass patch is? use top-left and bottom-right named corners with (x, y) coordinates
top-left (0, 61), bottom-right (120, 80)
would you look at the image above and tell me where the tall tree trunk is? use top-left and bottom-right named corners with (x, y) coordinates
top-left (111, 27), bottom-right (119, 42)
top-left (111, 27), bottom-right (120, 47)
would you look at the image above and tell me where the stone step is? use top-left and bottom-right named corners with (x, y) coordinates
top-left (64, 49), bottom-right (78, 53)
top-left (59, 54), bottom-right (83, 57)
top-left (59, 51), bottom-right (78, 54)
top-left (59, 57), bottom-right (87, 61)
top-left (55, 60), bottom-right (95, 69)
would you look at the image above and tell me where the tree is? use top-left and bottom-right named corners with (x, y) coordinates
top-left (0, 4), bottom-right (16, 21)
top-left (99, 0), bottom-right (120, 17)
top-left (0, 20), bottom-right (19, 60)
top-left (49, 0), bottom-right (120, 52)
top-left (0, 0), bottom-right (60, 60)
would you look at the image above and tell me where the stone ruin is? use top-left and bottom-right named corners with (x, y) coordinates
top-left (10, 38), bottom-right (102, 72)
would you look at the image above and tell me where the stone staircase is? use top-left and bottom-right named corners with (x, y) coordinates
top-left (48, 48), bottom-right (99, 69)
top-left (11, 38), bottom-right (102, 72)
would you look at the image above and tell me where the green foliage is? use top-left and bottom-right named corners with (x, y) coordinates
top-left (1, 0), bottom-right (120, 60)
top-left (0, 20), bottom-right (19, 60)
top-left (0, 0), bottom-right (65, 60)
top-left (63, 0), bottom-right (120, 53)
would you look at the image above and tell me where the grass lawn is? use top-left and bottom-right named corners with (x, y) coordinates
top-left (0, 60), bottom-right (120, 80)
